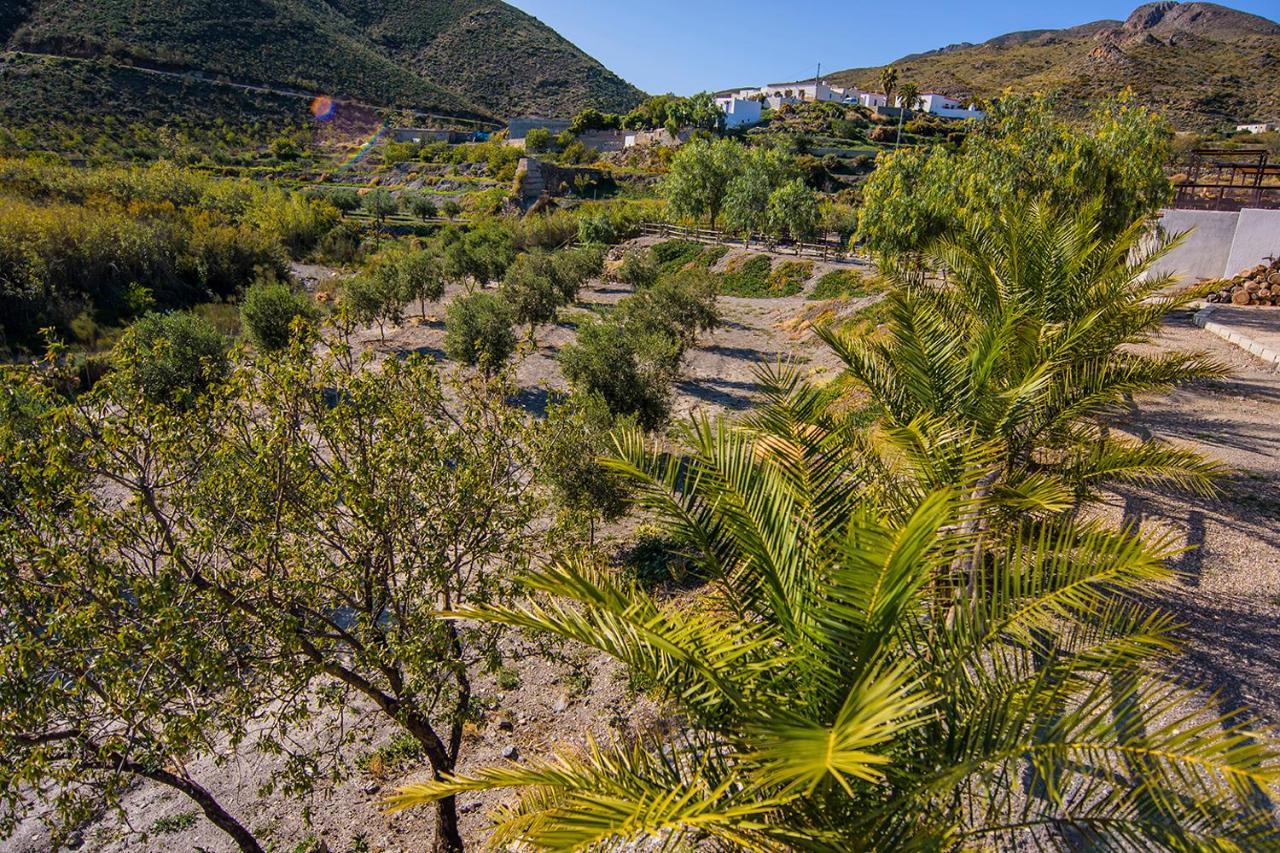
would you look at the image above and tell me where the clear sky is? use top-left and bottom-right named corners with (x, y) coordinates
top-left (507, 0), bottom-right (1280, 95)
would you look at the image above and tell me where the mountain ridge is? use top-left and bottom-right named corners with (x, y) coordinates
top-left (828, 2), bottom-right (1280, 129)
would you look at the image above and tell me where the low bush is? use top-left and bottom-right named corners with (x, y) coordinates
top-left (444, 292), bottom-right (516, 373)
top-left (809, 268), bottom-right (876, 300)
top-left (240, 281), bottom-right (317, 352)
top-left (717, 254), bottom-right (774, 297)
top-left (766, 260), bottom-right (813, 296)
top-left (113, 311), bottom-right (229, 407)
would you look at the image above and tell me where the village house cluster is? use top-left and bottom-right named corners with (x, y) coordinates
top-left (714, 79), bottom-right (985, 128)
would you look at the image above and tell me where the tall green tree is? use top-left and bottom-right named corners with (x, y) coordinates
top-left (880, 65), bottom-right (898, 107)
top-left (723, 147), bottom-right (794, 242)
top-left (662, 138), bottom-right (743, 228)
top-left (859, 92), bottom-right (1174, 257)
top-left (766, 178), bottom-right (820, 249)
top-left (895, 81), bottom-right (920, 148)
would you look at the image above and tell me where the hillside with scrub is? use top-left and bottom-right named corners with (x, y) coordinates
top-left (829, 1), bottom-right (1280, 130)
top-left (1, 0), bottom-right (644, 123)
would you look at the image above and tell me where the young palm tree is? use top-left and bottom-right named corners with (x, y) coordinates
top-left (895, 82), bottom-right (920, 148)
top-left (389, 417), bottom-right (1279, 849)
top-left (818, 201), bottom-right (1225, 514)
top-left (880, 66), bottom-right (898, 111)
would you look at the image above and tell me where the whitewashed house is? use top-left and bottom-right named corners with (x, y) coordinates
top-left (898, 92), bottom-right (985, 120)
top-left (859, 92), bottom-right (888, 108)
top-left (1237, 122), bottom-right (1277, 134)
top-left (715, 95), bottom-right (763, 129)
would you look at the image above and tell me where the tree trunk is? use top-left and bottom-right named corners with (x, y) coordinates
top-left (116, 758), bottom-right (263, 853)
top-left (434, 796), bottom-right (465, 852)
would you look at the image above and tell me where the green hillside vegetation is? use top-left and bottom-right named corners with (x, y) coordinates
top-left (3, 0), bottom-right (644, 121)
top-left (6, 0), bottom-right (487, 119)
top-left (326, 0), bottom-right (644, 117)
top-left (828, 2), bottom-right (1280, 130)
top-left (0, 53), bottom-right (317, 164)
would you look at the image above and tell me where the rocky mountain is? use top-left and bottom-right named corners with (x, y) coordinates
top-left (828, 2), bottom-right (1280, 129)
top-left (1, 0), bottom-right (644, 121)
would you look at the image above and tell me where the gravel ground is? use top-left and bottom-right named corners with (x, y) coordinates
top-left (1102, 308), bottom-right (1280, 727)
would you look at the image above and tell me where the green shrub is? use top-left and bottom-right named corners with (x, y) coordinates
top-left (114, 312), bottom-right (228, 407)
top-left (809, 268), bottom-right (875, 300)
top-left (766, 260), bottom-right (813, 296)
top-left (617, 250), bottom-right (659, 289)
top-left (538, 392), bottom-right (633, 535)
top-left (239, 280), bottom-right (316, 351)
top-left (717, 255), bottom-right (774, 297)
top-left (444, 291), bottom-right (516, 372)
top-left (559, 317), bottom-right (676, 430)
top-left (650, 239), bottom-right (705, 273)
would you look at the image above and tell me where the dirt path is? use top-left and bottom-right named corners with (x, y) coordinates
top-left (1106, 308), bottom-right (1280, 727)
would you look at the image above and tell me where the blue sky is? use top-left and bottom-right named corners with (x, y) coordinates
top-left (507, 0), bottom-right (1280, 95)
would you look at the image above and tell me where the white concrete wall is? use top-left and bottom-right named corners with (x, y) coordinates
top-left (1148, 209), bottom-right (1240, 282)
top-left (1225, 209), bottom-right (1280, 276)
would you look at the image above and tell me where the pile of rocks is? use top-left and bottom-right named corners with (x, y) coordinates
top-left (1204, 259), bottom-right (1280, 306)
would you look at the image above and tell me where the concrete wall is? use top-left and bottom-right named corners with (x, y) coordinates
top-left (1147, 208), bottom-right (1280, 282)
top-left (1150, 209), bottom-right (1240, 282)
top-left (1225, 209), bottom-right (1280, 276)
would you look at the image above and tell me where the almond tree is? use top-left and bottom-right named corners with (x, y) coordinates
top-left (1, 328), bottom-right (544, 852)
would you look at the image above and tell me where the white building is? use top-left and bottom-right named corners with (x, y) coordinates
top-left (714, 96), bottom-right (763, 129)
top-left (859, 92), bottom-right (888, 108)
top-left (1237, 122), bottom-right (1277, 134)
top-left (896, 92), bottom-right (985, 120)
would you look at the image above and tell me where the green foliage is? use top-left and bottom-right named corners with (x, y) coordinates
top-left (444, 291), bottom-right (517, 372)
top-left (766, 178), bottom-right (820, 244)
top-left (152, 811), bottom-right (199, 836)
top-left (716, 255), bottom-right (774, 297)
top-left (616, 250), bottom-right (659, 289)
top-left (809, 268), bottom-right (876, 300)
top-left (826, 201), bottom-right (1225, 508)
top-left (662, 138), bottom-right (744, 227)
top-left (560, 269), bottom-right (717, 429)
top-left (858, 93), bottom-right (1174, 257)
top-left (538, 393), bottom-right (634, 538)
top-left (501, 251), bottom-right (564, 334)
top-left (406, 193), bottom-right (439, 220)
top-left (439, 223), bottom-right (516, 285)
top-left (764, 260), bottom-right (813, 296)
top-left (0, 337), bottom-right (543, 851)
top-left (0, 158), bottom-right (307, 351)
top-left (113, 311), bottom-right (229, 407)
top-left (524, 127), bottom-right (554, 154)
top-left (239, 280), bottom-right (317, 352)
top-left (340, 274), bottom-right (403, 339)
top-left (558, 317), bottom-right (677, 431)
top-left (723, 146), bottom-right (795, 238)
top-left (362, 189), bottom-right (399, 226)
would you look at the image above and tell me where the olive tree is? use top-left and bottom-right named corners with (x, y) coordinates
top-left (239, 280), bottom-right (317, 352)
top-left (444, 291), bottom-right (517, 373)
top-left (0, 331), bottom-right (545, 852)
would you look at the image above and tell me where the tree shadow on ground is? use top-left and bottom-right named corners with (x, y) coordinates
top-left (675, 377), bottom-right (762, 411)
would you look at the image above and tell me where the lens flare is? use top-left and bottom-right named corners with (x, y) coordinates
top-left (337, 121), bottom-right (389, 171)
top-left (310, 96), bottom-right (336, 121)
